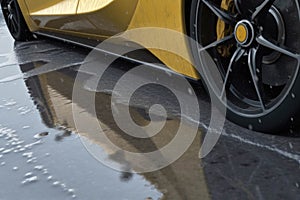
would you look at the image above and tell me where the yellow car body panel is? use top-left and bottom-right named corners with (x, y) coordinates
top-left (24, 0), bottom-right (79, 15)
top-left (17, 0), bottom-right (200, 79)
top-left (128, 0), bottom-right (199, 79)
top-left (76, 0), bottom-right (139, 36)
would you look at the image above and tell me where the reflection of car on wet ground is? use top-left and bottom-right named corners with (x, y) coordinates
top-left (17, 52), bottom-right (300, 200)
top-left (19, 59), bottom-right (211, 200)
top-left (1, 0), bottom-right (300, 133)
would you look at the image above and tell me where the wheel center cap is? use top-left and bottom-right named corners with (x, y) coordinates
top-left (234, 20), bottom-right (255, 47)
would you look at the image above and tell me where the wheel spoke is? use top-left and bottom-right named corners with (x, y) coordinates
top-left (9, 0), bottom-right (14, 8)
top-left (220, 47), bottom-right (245, 98)
top-left (11, 14), bottom-right (18, 28)
top-left (11, 20), bottom-right (18, 33)
top-left (256, 35), bottom-right (300, 60)
top-left (248, 48), bottom-right (266, 111)
top-left (233, 0), bottom-right (242, 15)
top-left (198, 34), bottom-right (234, 52)
top-left (7, 14), bottom-right (14, 32)
top-left (251, 0), bottom-right (276, 20)
top-left (295, 0), bottom-right (300, 22)
top-left (8, 14), bottom-right (17, 33)
top-left (202, 0), bottom-right (237, 25)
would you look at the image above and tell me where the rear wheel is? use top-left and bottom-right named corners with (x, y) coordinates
top-left (1, 0), bottom-right (32, 41)
top-left (190, 0), bottom-right (300, 133)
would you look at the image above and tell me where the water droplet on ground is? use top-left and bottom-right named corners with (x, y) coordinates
top-left (34, 132), bottom-right (49, 139)
top-left (53, 181), bottom-right (60, 186)
top-left (22, 176), bottom-right (38, 185)
top-left (68, 189), bottom-right (75, 194)
top-left (24, 172), bottom-right (34, 177)
top-left (27, 157), bottom-right (37, 164)
top-left (42, 169), bottom-right (48, 174)
top-left (34, 165), bottom-right (44, 171)
top-left (22, 152), bottom-right (33, 158)
top-left (4, 100), bottom-right (17, 106)
top-left (3, 148), bottom-right (14, 154)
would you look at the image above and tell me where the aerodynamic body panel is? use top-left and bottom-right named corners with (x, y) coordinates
top-left (16, 0), bottom-right (199, 79)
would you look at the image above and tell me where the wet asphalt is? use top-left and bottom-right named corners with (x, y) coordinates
top-left (0, 11), bottom-right (300, 200)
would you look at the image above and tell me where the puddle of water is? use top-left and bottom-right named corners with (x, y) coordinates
top-left (0, 78), bottom-right (163, 200)
top-left (0, 48), bottom-right (164, 200)
top-left (10, 55), bottom-right (211, 199)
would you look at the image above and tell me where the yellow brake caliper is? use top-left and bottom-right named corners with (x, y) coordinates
top-left (216, 0), bottom-right (235, 57)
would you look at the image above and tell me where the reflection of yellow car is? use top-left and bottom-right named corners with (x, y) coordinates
top-left (18, 61), bottom-right (210, 199)
top-left (1, 0), bottom-right (300, 133)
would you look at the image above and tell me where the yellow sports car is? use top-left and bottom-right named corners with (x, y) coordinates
top-left (1, 0), bottom-right (300, 133)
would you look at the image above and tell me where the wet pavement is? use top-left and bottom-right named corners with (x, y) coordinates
top-left (0, 11), bottom-right (300, 200)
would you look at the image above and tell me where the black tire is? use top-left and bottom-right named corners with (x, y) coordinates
top-left (190, 0), bottom-right (300, 133)
top-left (1, 0), bottom-right (32, 41)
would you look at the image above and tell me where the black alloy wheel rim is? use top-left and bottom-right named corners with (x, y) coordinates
top-left (194, 0), bottom-right (300, 118)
